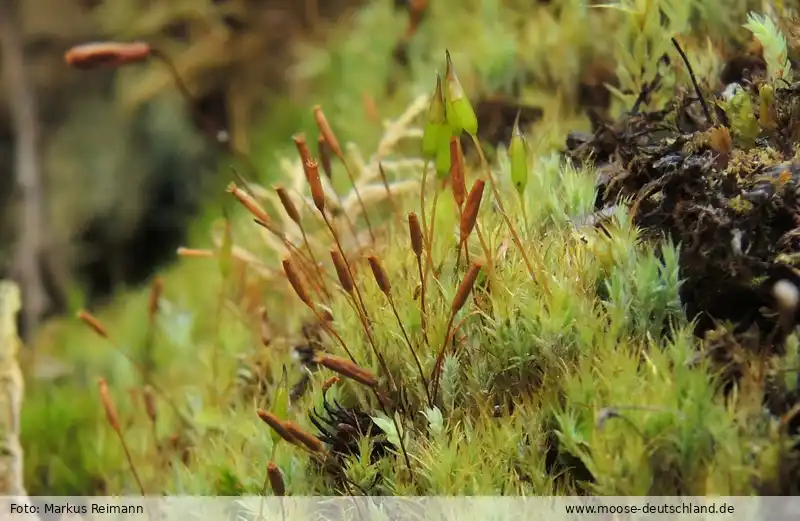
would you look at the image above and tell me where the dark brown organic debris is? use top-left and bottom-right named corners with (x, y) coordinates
top-left (565, 56), bottom-right (800, 353)
top-left (308, 388), bottom-right (395, 492)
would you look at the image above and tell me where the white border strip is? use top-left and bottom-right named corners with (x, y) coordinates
top-left (1, 496), bottom-right (799, 521)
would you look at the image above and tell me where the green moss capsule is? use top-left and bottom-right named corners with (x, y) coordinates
top-left (422, 74), bottom-right (448, 159)
top-left (509, 111), bottom-right (529, 196)
top-left (435, 128), bottom-right (452, 178)
top-left (444, 50), bottom-right (478, 136)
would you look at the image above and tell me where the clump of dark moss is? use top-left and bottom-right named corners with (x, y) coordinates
top-left (308, 389), bottom-right (397, 494)
top-left (566, 50), bottom-right (800, 352)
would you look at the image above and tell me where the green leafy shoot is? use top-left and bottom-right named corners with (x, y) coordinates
top-left (744, 12), bottom-right (792, 82)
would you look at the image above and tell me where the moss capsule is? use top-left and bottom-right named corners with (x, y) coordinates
top-left (509, 111), bottom-right (529, 196)
top-left (444, 50), bottom-right (478, 136)
top-left (422, 74), bottom-right (448, 159)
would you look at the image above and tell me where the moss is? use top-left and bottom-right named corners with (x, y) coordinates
top-left (21, 0), bottom-right (800, 497)
top-left (725, 195), bottom-right (755, 214)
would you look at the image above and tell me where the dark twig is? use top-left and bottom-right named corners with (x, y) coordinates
top-left (671, 38), bottom-right (713, 125)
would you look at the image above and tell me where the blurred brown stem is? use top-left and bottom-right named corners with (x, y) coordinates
top-left (0, 0), bottom-right (49, 341)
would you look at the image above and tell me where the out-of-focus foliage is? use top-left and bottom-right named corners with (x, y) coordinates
top-left (93, 0), bottom-right (364, 154)
top-left (1, 0), bottom-right (365, 311)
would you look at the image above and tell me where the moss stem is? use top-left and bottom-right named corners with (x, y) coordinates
top-left (469, 133), bottom-right (549, 298)
top-left (386, 293), bottom-right (433, 407)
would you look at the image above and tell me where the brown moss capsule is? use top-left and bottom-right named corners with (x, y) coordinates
top-left (303, 159), bottom-right (326, 213)
top-left (292, 133), bottom-right (312, 165)
top-left (315, 353), bottom-right (379, 388)
top-left (313, 105), bottom-right (342, 158)
top-left (450, 137), bottom-right (466, 209)
top-left (276, 185), bottom-right (301, 224)
top-left (451, 262), bottom-right (482, 314)
top-left (367, 255), bottom-right (391, 295)
top-left (64, 42), bottom-right (151, 70)
top-left (284, 421), bottom-right (326, 453)
top-left (227, 183), bottom-right (271, 224)
top-left (460, 179), bottom-right (485, 244)
top-left (330, 249), bottom-right (354, 294)
top-left (77, 310), bottom-right (109, 339)
top-left (267, 462), bottom-right (286, 496)
top-left (317, 135), bottom-right (333, 179)
top-left (176, 247), bottom-right (214, 258)
top-left (322, 376), bottom-right (340, 391)
top-left (408, 212), bottom-right (424, 258)
top-left (98, 378), bottom-right (120, 432)
top-left (282, 259), bottom-right (313, 307)
top-left (257, 409), bottom-right (296, 445)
